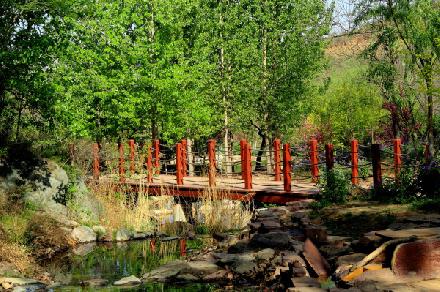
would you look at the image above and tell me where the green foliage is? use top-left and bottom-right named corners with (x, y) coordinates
top-left (309, 59), bottom-right (387, 145)
top-left (371, 166), bottom-right (440, 204)
top-left (314, 168), bottom-right (352, 208)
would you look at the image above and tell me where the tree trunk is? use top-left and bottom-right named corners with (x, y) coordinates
top-left (255, 133), bottom-right (267, 171)
top-left (187, 138), bottom-right (194, 176)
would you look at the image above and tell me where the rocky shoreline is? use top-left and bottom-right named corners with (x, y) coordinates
top-left (2, 199), bottom-right (440, 290)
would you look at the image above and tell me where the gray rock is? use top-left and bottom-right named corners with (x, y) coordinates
top-left (113, 275), bottom-right (141, 286)
top-left (143, 260), bottom-right (189, 282)
top-left (72, 242), bottom-right (96, 256)
top-left (81, 278), bottom-right (108, 287)
top-left (186, 261), bottom-right (219, 276)
top-left (115, 228), bottom-right (132, 241)
top-left (70, 226), bottom-right (96, 243)
top-left (256, 248), bottom-right (275, 262)
top-left (249, 232), bottom-right (290, 249)
top-left (228, 239), bottom-right (250, 253)
top-left (176, 274), bottom-right (199, 282)
top-left (232, 258), bottom-right (257, 275)
top-left (336, 253), bottom-right (366, 267)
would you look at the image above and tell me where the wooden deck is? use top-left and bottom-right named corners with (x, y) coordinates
top-left (96, 174), bottom-right (319, 204)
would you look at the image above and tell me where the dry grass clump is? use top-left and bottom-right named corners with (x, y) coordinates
top-left (0, 240), bottom-right (38, 274)
top-left (89, 181), bottom-right (173, 233)
top-left (196, 188), bottom-right (253, 233)
top-left (89, 180), bottom-right (252, 235)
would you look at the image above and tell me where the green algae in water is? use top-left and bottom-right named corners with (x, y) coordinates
top-left (45, 238), bottom-right (213, 290)
top-left (53, 283), bottom-right (218, 291)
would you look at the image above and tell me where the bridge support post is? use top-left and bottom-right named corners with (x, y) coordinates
top-left (179, 238), bottom-right (187, 257)
top-left (351, 139), bottom-right (359, 185)
top-left (181, 139), bottom-right (188, 177)
top-left (393, 138), bottom-right (401, 180)
top-left (244, 143), bottom-right (252, 190)
top-left (154, 139), bottom-right (160, 174)
top-left (274, 139), bottom-right (281, 181)
top-left (325, 144), bottom-right (334, 171)
top-left (92, 143), bottom-right (100, 180)
top-left (310, 139), bottom-right (319, 182)
top-left (129, 139), bottom-right (135, 174)
top-left (240, 140), bottom-right (246, 180)
top-left (283, 143), bottom-right (291, 192)
top-left (208, 140), bottom-right (216, 187)
top-left (146, 145), bottom-right (153, 183)
top-left (176, 143), bottom-right (184, 185)
top-left (372, 144), bottom-right (382, 194)
top-left (118, 142), bottom-right (125, 182)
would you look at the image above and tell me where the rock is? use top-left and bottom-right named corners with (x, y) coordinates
top-left (249, 232), bottom-right (290, 249)
top-left (186, 261), bottom-right (219, 276)
top-left (232, 258), bottom-right (257, 275)
top-left (0, 277), bottom-right (41, 287)
top-left (304, 225), bottom-right (327, 244)
top-left (143, 260), bottom-right (189, 282)
top-left (70, 226), bottom-right (96, 243)
top-left (275, 266), bottom-right (289, 276)
top-left (275, 252), bottom-right (306, 268)
top-left (213, 232), bottom-right (229, 242)
top-left (292, 277), bottom-right (321, 288)
top-left (320, 245), bottom-right (352, 258)
top-left (288, 287), bottom-right (326, 292)
top-left (132, 232), bottom-right (149, 240)
top-left (326, 235), bottom-right (350, 248)
top-left (115, 228), bottom-right (132, 241)
top-left (411, 279), bottom-right (440, 291)
top-left (228, 239), bottom-right (250, 254)
top-left (113, 275), bottom-right (141, 286)
top-left (72, 242), bottom-right (96, 256)
top-left (303, 239), bottom-right (330, 278)
top-left (255, 248), bottom-right (275, 262)
top-left (392, 239), bottom-right (440, 279)
top-left (336, 253), bottom-right (367, 267)
top-left (176, 274), bottom-right (199, 282)
top-left (375, 227), bottom-right (440, 239)
top-left (203, 270), bottom-right (232, 282)
top-left (357, 233), bottom-right (383, 252)
top-left (81, 278), bottom-right (108, 287)
top-left (2, 282), bottom-right (13, 289)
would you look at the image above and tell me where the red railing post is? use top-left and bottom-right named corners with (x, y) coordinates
top-left (240, 140), bottom-right (246, 180)
top-left (274, 139), bottom-right (281, 181)
top-left (325, 143), bottom-right (334, 171)
top-left (351, 139), bottom-right (359, 185)
top-left (208, 139), bottom-right (216, 187)
top-left (92, 143), bottom-right (100, 180)
top-left (118, 142), bottom-right (125, 182)
top-left (179, 238), bottom-right (187, 257)
top-left (176, 143), bottom-right (183, 185)
top-left (129, 139), bottom-right (135, 174)
top-left (372, 144), bottom-right (382, 193)
top-left (393, 138), bottom-right (401, 179)
top-left (150, 239), bottom-right (156, 253)
top-left (154, 139), bottom-right (160, 175)
top-left (283, 143), bottom-right (291, 192)
top-left (146, 145), bottom-right (153, 183)
top-left (181, 139), bottom-right (188, 177)
top-left (310, 139), bottom-right (319, 182)
top-left (244, 143), bottom-right (252, 190)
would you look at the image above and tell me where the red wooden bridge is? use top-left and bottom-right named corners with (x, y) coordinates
top-left (88, 137), bottom-right (407, 204)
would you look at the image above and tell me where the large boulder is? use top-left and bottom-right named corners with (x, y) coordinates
top-left (249, 232), bottom-right (290, 249)
top-left (70, 226), bottom-right (96, 243)
top-left (143, 260), bottom-right (190, 282)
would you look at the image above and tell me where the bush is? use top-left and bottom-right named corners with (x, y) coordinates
top-left (314, 168), bottom-right (351, 208)
top-left (373, 165), bottom-right (440, 204)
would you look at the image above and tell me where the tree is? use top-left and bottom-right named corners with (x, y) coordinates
top-left (0, 0), bottom-right (71, 145)
top-left (355, 0), bottom-right (439, 157)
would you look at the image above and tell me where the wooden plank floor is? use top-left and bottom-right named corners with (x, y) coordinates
top-left (97, 174), bottom-right (319, 204)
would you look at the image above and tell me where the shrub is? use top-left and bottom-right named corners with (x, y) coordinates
top-left (314, 168), bottom-right (351, 208)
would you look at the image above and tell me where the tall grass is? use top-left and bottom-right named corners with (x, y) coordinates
top-left (88, 180), bottom-right (252, 235)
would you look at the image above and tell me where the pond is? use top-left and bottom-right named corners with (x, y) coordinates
top-left (43, 238), bottom-right (217, 291)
